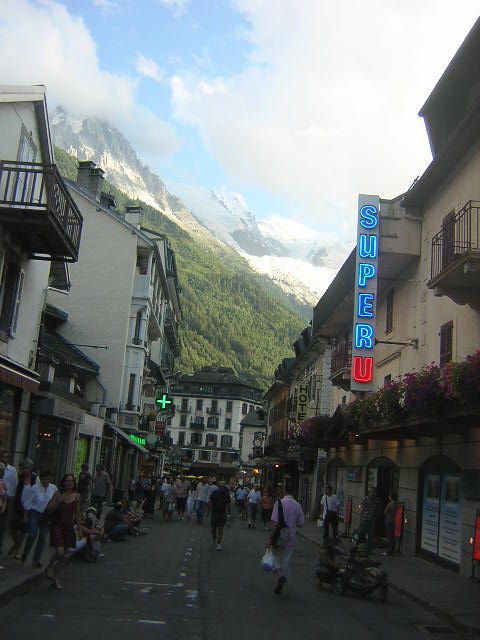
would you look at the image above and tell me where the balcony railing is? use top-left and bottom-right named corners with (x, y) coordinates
top-left (206, 406), bottom-right (222, 415)
top-left (178, 404), bottom-right (192, 413)
top-left (190, 421), bottom-right (205, 430)
top-left (331, 341), bottom-right (352, 377)
top-left (0, 161), bottom-right (83, 261)
top-left (431, 201), bottom-right (480, 280)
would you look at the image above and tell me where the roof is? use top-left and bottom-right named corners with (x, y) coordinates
top-left (240, 408), bottom-right (267, 428)
top-left (39, 331), bottom-right (99, 375)
top-left (177, 366), bottom-right (262, 390)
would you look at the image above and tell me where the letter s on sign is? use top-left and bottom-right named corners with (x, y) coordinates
top-left (359, 205), bottom-right (379, 230)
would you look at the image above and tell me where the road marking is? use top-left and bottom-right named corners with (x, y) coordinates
top-left (126, 581), bottom-right (182, 588)
top-left (41, 614), bottom-right (55, 619)
top-left (137, 620), bottom-right (166, 625)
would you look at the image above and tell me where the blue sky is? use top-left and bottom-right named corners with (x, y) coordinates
top-left (1, 1), bottom-right (479, 240)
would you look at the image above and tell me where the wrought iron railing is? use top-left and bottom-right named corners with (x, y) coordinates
top-left (331, 341), bottom-right (352, 377)
top-left (0, 161), bottom-right (83, 260)
top-left (431, 200), bottom-right (480, 280)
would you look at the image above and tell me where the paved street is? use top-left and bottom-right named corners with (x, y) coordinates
top-left (1, 513), bottom-right (464, 640)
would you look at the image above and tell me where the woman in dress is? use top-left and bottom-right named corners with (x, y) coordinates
top-left (8, 458), bottom-right (37, 559)
top-left (46, 473), bottom-right (82, 590)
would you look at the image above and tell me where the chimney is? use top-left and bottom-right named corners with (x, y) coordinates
top-left (77, 161), bottom-right (105, 201)
top-left (125, 205), bottom-right (143, 228)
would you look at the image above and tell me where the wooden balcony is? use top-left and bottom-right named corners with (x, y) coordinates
top-left (330, 341), bottom-right (352, 390)
top-left (0, 161), bottom-right (82, 262)
top-left (428, 200), bottom-right (480, 308)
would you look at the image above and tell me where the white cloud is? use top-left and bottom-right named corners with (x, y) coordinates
top-left (93, 0), bottom-right (119, 14)
top-left (157, 0), bottom-right (189, 17)
top-left (170, 0), bottom-right (480, 234)
top-left (135, 53), bottom-right (164, 82)
top-left (0, 0), bottom-right (179, 156)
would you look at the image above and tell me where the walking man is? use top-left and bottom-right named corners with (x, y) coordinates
top-left (0, 450), bottom-right (17, 551)
top-left (320, 485), bottom-right (340, 542)
top-left (247, 485), bottom-right (262, 529)
top-left (21, 469), bottom-right (57, 568)
top-left (195, 478), bottom-right (209, 524)
top-left (208, 480), bottom-right (231, 550)
top-left (91, 465), bottom-right (110, 520)
top-left (270, 482), bottom-right (305, 595)
top-left (359, 486), bottom-right (381, 553)
top-left (175, 476), bottom-right (190, 519)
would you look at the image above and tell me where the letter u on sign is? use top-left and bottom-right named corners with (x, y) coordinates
top-left (352, 356), bottom-right (373, 383)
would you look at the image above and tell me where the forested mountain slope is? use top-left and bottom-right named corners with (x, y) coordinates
top-left (55, 147), bottom-right (306, 389)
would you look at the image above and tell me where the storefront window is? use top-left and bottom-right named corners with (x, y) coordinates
top-left (0, 383), bottom-right (19, 452)
top-left (34, 421), bottom-right (69, 482)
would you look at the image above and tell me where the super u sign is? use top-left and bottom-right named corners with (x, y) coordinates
top-left (351, 194), bottom-right (380, 392)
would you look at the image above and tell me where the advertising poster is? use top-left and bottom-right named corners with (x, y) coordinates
top-left (473, 511), bottom-right (480, 562)
top-left (421, 473), bottom-right (441, 554)
top-left (439, 474), bottom-right (461, 565)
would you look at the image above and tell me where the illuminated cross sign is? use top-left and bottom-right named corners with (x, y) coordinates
top-left (129, 434), bottom-right (146, 446)
top-left (351, 194), bottom-right (380, 392)
top-left (156, 393), bottom-right (173, 411)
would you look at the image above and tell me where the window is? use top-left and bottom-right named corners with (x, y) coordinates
top-left (207, 416), bottom-right (219, 429)
top-left (200, 450), bottom-right (211, 461)
top-left (133, 311), bottom-right (142, 344)
top-left (386, 289), bottom-right (394, 334)
top-left (196, 399), bottom-right (203, 411)
top-left (194, 416), bottom-right (204, 425)
top-left (221, 452), bottom-right (235, 464)
top-left (0, 261), bottom-right (24, 337)
top-left (178, 431), bottom-right (185, 445)
top-left (226, 401), bottom-right (233, 413)
top-left (126, 374), bottom-right (136, 410)
top-left (242, 403), bottom-right (247, 415)
top-left (440, 321), bottom-right (453, 365)
top-left (180, 414), bottom-right (187, 427)
top-left (206, 433), bottom-right (217, 448)
top-left (225, 418), bottom-right (232, 430)
top-left (191, 433), bottom-right (202, 446)
top-left (211, 400), bottom-right (218, 413)
top-left (181, 399), bottom-right (188, 411)
top-left (221, 435), bottom-right (233, 448)
top-left (212, 451), bottom-right (218, 462)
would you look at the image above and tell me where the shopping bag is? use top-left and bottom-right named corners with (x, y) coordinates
top-left (261, 547), bottom-right (275, 572)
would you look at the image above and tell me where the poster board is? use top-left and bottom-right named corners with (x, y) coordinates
top-left (420, 473), bottom-right (441, 555)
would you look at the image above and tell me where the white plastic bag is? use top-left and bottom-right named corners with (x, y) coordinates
top-left (261, 547), bottom-right (275, 572)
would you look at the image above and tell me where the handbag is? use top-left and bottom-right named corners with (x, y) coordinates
top-left (261, 547), bottom-right (275, 572)
top-left (271, 499), bottom-right (290, 549)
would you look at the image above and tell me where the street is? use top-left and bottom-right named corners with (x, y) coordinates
top-left (1, 513), bottom-right (462, 640)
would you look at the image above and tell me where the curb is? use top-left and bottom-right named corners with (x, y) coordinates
top-left (0, 570), bottom-right (45, 609)
top-left (298, 530), bottom-right (480, 637)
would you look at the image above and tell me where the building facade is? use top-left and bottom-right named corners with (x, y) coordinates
top-left (169, 366), bottom-right (263, 479)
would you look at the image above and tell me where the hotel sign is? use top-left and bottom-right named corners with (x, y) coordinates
top-left (296, 385), bottom-right (308, 422)
top-left (351, 194), bottom-right (380, 392)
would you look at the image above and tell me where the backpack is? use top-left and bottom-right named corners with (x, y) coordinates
top-left (271, 499), bottom-right (290, 549)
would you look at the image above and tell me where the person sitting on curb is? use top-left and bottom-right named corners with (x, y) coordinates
top-left (104, 502), bottom-right (144, 541)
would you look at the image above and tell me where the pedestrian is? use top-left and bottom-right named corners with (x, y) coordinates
top-left (21, 469), bottom-right (57, 568)
top-left (165, 481), bottom-right (176, 522)
top-left (77, 464), bottom-right (92, 513)
top-left (175, 476), bottom-right (190, 519)
top-left (104, 502), bottom-right (131, 540)
top-left (91, 465), bottom-right (110, 520)
top-left (320, 485), bottom-right (340, 542)
top-left (261, 488), bottom-right (274, 531)
top-left (0, 450), bottom-right (18, 548)
top-left (247, 485), bottom-right (262, 528)
top-left (235, 485), bottom-right (247, 519)
top-left (0, 463), bottom-right (7, 559)
top-left (8, 458), bottom-right (37, 559)
top-left (359, 486), bottom-right (381, 553)
top-left (383, 491), bottom-right (398, 556)
top-left (195, 478), bottom-right (209, 524)
top-left (208, 480), bottom-right (231, 550)
top-left (186, 487), bottom-right (195, 521)
top-left (45, 473), bottom-right (82, 590)
top-left (269, 482), bottom-right (305, 595)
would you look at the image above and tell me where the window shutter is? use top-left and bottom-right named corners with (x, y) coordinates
top-left (440, 321), bottom-right (453, 365)
top-left (10, 268), bottom-right (25, 336)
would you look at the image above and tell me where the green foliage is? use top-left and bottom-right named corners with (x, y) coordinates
top-left (54, 146), bottom-right (305, 390)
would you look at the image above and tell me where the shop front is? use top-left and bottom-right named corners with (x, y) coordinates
top-left (367, 456), bottom-right (399, 537)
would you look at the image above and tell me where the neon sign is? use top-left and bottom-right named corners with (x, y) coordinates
top-left (129, 434), bottom-right (146, 446)
top-left (351, 195), bottom-right (380, 391)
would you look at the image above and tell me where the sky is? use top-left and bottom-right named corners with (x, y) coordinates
top-left (0, 0), bottom-right (479, 242)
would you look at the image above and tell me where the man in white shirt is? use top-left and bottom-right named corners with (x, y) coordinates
top-left (21, 469), bottom-right (57, 568)
top-left (1, 450), bottom-right (18, 500)
top-left (195, 479), bottom-right (210, 524)
top-left (247, 486), bottom-right (262, 529)
top-left (320, 485), bottom-right (340, 542)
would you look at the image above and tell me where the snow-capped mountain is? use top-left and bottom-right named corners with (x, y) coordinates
top-left (51, 108), bottom-right (349, 307)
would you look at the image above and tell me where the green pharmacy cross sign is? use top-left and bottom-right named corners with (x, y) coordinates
top-left (156, 393), bottom-right (173, 411)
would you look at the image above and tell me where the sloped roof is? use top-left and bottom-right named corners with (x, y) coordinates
top-left (40, 331), bottom-right (99, 375)
top-left (240, 408), bottom-right (267, 428)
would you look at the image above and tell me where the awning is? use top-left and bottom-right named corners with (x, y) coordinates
top-left (0, 355), bottom-right (40, 393)
top-left (108, 424), bottom-right (152, 457)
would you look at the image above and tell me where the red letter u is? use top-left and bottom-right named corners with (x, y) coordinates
top-left (353, 356), bottom-right (373, 383)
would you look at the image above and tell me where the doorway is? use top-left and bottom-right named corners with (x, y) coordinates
top-left (367, 457), bottom-right (399, 536)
